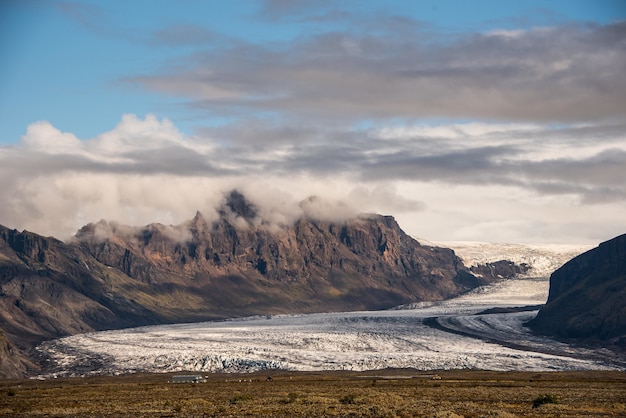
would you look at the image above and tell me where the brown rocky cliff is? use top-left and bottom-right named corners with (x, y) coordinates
top-left (76, 210), bottom-right (480, 308)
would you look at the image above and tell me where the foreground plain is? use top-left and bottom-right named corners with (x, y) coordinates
top-left (1, 370), bottom-right (625, 417)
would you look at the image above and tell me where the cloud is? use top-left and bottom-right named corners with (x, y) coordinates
top-left (0, 114), bottom-right (422, 238)
top-left (127, 20), bottom-right (626, 124)
top-left (0, 114), bottom-right (624, 245)
top-left (149, 24), bottom-right (216, 47)
top-left (258, 0), bottom-right (329, 22)
top-left (298, 195), bottom-right (357, 222)
top-left (347, 186), bottom-right (425, 213)
top-left (75, 218), bottom-right (193, 245)
top-left (21, 120), bottom-right (83, 154)
top-left (58, 1), bottom-right (107, 33)
top-left (58, 1), bottom-right (228, 49)
top-left (513, 148), bottom-right (626, 203)
top-left (0, 114), bottom-right (622, 248)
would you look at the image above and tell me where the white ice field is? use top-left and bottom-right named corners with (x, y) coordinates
top-left (37, 242), bottom-right (624, 377)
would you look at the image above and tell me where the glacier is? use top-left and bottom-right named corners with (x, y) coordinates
top-left (36, 269), bottom-right (624, 377)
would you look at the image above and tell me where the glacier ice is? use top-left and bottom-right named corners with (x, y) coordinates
top-left (36, 275), bottom-right (623, 377)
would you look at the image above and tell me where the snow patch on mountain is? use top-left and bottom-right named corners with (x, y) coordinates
top-left (430, 241), bottom-right (592, 278)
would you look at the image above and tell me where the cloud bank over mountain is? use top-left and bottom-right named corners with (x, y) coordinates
top-left (1, 112), bottom-right (624, 243)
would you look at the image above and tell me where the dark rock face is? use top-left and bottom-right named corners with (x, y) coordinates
top-left (470, 260), bottom-right (531, 281)
top-left (0, 225), bottom-right (164, 377)
top-left (0, 193), bottom-right (485, 377)
top-left (221, 189), bottom-right (258, 220)
top-left (527, 233), bottom-right (626, 344)
top-left (0, 328), bottom-right (32, 379)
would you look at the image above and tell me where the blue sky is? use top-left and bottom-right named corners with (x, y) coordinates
top-left (0, 0), bottom-right (625, 244)
top-left (2, 0), bottom-right (624, 142)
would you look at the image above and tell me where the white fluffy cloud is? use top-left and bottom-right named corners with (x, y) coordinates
top-left (1, 114), bottom-right (625, 244)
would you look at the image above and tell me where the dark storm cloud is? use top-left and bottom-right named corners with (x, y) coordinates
top-left (114, 146), bottom-right (226, 176)
top-left (356, 138), bottom-right (626, 203)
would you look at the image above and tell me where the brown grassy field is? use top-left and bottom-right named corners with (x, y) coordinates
top-left (1, 369), bottom-right (625, 417)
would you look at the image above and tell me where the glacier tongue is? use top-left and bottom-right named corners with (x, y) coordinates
top-left (36, 273), bottom-right (623, 377)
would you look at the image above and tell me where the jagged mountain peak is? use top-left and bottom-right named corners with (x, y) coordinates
top-left (220, 189), bottom-right (258, 221)
top-left (73, 191), bottom-right (372, 244)
top-left (189, 210), bottom-right (209, 231)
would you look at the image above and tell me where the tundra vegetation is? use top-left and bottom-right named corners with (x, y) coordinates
top-left (1, 369), bottom-right (625, 417)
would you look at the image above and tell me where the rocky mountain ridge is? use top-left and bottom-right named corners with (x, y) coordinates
top-left (1, 191), bottom-right (494, 377)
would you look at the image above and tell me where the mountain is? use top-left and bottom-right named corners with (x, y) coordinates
top-left (73, 191), bottom-right (486, 313)
top-left (0, 191), bottom-right (485, 377)
top-left (527, 233), bottom-right (626, 345)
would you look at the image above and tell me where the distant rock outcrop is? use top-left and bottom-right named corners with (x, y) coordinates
top-left (469, 260), bottom-right (531, 281)
top-left (0, 191), bottom-right (486, 377)
top-left (527, 233), bottom-right (626, 345)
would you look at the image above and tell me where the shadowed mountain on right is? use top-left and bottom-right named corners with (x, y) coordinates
top-left (527, 233), bottom-right (626, 346)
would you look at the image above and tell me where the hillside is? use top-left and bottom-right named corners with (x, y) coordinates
top-left (527, 233), bottom-right (626, 345)
top-left (0, 191), bottom-right (484, 377)
top-left (0, 329), bottom-right (32, 379)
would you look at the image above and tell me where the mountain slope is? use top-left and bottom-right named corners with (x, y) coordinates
top-left (527, 233), bottom-right (626, 344)
top-left (0, 328), bottom-right (33, 379)
top-left (0, 191), bottom-right (483, 377)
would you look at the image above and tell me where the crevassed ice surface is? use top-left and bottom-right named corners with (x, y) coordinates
top-left (37, 273), bottom-right (624, 377)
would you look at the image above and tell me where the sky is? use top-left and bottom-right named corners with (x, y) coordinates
top-left (0, 0), bottom-right (625, 244)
